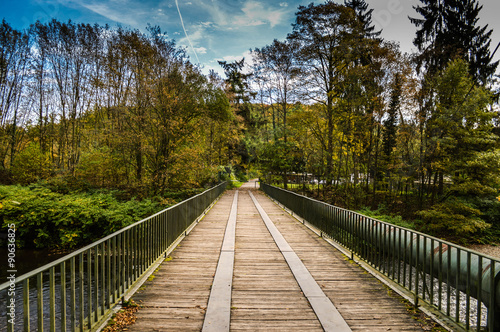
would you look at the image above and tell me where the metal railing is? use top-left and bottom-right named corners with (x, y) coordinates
top-left (1, 182), bottom-right (226, 332)
top-left (261, 183), bottom-right (500, 332)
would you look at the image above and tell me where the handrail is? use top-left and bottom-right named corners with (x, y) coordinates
top-left (261, 182), bottom-right (500, 332)
top-left (1, 182), bottom-right (227, 332)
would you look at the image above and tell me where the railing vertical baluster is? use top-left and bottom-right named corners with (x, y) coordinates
top-left (134, 226), bottom-right (138, 280)
top-left (403, 230), bottom-right (407, 288)
top-left (456, 247), bottom-right (460, 323)
top-left (391, 225), bottom-right (395, 281)
top-left (107, 239), bottom-right (111, 309)
top-left (61, 262), bottom-right (67, 332)
top-left (409, 232), bottom-right (413, 292)
top-left (100, 242), bottom-right (105, 316)
top-left (383, 223), bottom-right (387, 275)
top-left (397, 228), bottom-right (401, 284)
top-left (466, 252), bottom-right (471, 330)
top-left (112, 236), bottom-right (117, 303)
top-left (87, 249), bottom-right (93, 329)
top-left (79, 253), bottom-right (84, 332)
top-left (50, 267), bottom-right (56, 331)
top-left (430, 238), bottom-right (434, 306)
top-left (121, 232), bottom-right (125, 296)
top-left (477, 255), bottom-right (483, 330)
top-left (488, 260), bottom-right (495, 331)
top-left (438, 242), bottom-right (443, 312)
top-left (23, 278), bottom-right (30, 332)
top-left (70, 257), bottom-right (76, 332)
top-left (94, 245), bottom-right (99, 323)
top-left (37, 272), bottom-right (43, 332)
top-left (126, 229), bottom-right (131, 289)
top-left (415, 234), bottom-right (420, 302)
top-left (422, 235), bottom-right (426, 302)
top-left (373, 220), bottom-right (377, 268)
top-left (447, 246), bottom-right (451, 317)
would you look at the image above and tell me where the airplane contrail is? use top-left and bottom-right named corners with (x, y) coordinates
top-left (175, 0), bottom-right (200, 64)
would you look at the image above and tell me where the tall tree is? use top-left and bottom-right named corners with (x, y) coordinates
top-left (344, 0), bottom-right (381, 38)
top-left (409, 0), bottom-right (498, 82)
top-left (287, 1), bottom-right (365, 184)
top-left (252, 39), bottom-right (300, 143)
top-left (0, 20), bottom-right (29, 170)
top-left (383, 73), bottom-right (402, 160)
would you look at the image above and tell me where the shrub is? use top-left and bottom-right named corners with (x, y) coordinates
top-left (11, 143), bottom-right (52, 184)
top-left (0, 185), bottom-right (162, 249)
top-left (416, 198), bottom-right (490, 240)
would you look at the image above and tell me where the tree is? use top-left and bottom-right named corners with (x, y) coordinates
top-left (383, 73), bottom-right (402, 160)
top-left (409, 0), bottom-right (498, 82)
top-left (344, 0), bottom-right (381, 38)
top-left (218, 58), bottom-right (257, 172)
top-left (0, 20), bottom-right (30, 170)
top-left (287, 1), bottom-right (365, 184)
top-left (417, 59), bottom-right (498, 238)
top-left (252, 39), bottom-right (300, 143)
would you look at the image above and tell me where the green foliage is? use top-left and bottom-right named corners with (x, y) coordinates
top-left (0, 185), bottom-right (163, 249)
top-left (75, 146), bottom-right (123, 188)
top-left (416, 198), bottom-right (490, 239)
top-left (11, 142), bottom-right (52, 184)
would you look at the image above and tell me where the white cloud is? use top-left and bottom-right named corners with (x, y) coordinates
top-left (233, 1), bottom-right (286, 28)
top-left (219, 50), bottom-right (254, 69)
top-left (194, 46), bottom-right (207, 54)
top-left (280, 2), bottom-right (288, 7)
top-left (78, 2), bottom-right (140, 26)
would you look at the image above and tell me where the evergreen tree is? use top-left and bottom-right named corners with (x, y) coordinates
top-left (410, 0), bottom-right (498, 83)
top-left (344, 0), bottom-right (381, 38)
top-left (383, 74), bottom-right (401, 159)
top-left (445, 0), bottom-right (498, 83)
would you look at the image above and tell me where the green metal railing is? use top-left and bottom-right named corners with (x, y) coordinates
top-left (262, 183), bottom-right (500, 332)
top-left (1, 182), bottom-right (226, 332)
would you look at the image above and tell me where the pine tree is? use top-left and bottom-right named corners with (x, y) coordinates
top-left (383, 74), bottom-right (401, 159)
top-left (344, 0), bottom-right (381, 38)
top-left (409, 0), bottom-right (498, 83)
top-left (444, 0), bottom-right (498, 83)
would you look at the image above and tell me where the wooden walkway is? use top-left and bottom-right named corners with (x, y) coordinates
top-left (129, 182), bottom-right (428, 331)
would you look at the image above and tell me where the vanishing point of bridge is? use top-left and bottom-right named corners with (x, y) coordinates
top-left (129, 181), bottom-right (426, 331)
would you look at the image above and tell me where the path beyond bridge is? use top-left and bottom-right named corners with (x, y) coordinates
top-left (128, 181), bottom-right (431, 331)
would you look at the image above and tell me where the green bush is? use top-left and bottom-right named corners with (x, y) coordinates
top-left (11, 143), bottom-right (52, 184)
top-left (416, 198), bottom-right (490, 240)
top-left (0, 185), bottom-right (162, 249)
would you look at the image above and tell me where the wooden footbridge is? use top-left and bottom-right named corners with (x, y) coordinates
top-left (2, 180), bottom-right (499, 331)
top-left (128, 183), bottom-right (428, 331)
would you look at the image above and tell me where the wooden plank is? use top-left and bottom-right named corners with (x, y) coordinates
top-left (202, 191), bottom-right (239, 332)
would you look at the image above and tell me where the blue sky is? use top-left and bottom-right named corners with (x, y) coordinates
top-left (1, 0), bottom-right (499, 75)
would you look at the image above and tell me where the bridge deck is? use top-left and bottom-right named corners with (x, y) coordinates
top-left (128, 183), bottom-right (428, 331)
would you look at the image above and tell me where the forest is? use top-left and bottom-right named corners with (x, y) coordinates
top-left (1, 0), bottom-right (500, 249)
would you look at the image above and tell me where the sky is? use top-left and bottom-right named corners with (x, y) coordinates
top-left (1, 0), bottom-right (500, 75)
